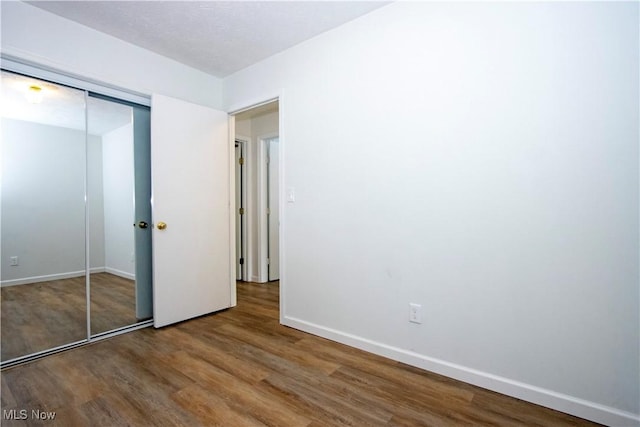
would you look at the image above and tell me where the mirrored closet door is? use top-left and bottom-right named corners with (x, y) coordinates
top-left (0, 69), bottom-right (152, 366)
top-left (86, 94), bottom-right (152, 336)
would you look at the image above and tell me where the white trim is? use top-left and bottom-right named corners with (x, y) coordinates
top-left (103, 268), bottom-right (135, 281)
top-left (1, 48), bottom-right (151, 106)
top-left (0, 267), bottom-right (135, 287)
top-left (1, 268), bottom-right (103, 287)
top-left (84, 89), bottom-right (91, 341)
top-left (1, 55), bottom-right (150, 106)
top-left (282, 315), bottom-right (640, 427)
top-left (227, 95), bottom-right (280, 116)
top-left (228, 115), bottom-right (237, 306)
top-left (277, 93), bottom-right (286, 322)
top-left (257, 132), bottom-right (278, 283)
top-left (245, 137), bottom-right (255, 282)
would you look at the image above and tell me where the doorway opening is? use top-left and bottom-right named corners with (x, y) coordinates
top-left (232, 101), bottom-right (280, 285)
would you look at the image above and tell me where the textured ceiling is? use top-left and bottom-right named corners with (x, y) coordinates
top-left (27, 1), bottom-right (389, 78)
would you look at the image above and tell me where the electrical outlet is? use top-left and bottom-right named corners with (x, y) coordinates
top-left (409, 303), bottom-right (422, 324)
top-left (10, 256), bottom-right (19, 266)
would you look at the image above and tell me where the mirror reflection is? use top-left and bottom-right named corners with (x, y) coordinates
top-left (1, 71), bottom-right (152, 364)
top-left (86, 96), bottom-right (140, 335)
top-left (1, 71), bottom-right (88, 360)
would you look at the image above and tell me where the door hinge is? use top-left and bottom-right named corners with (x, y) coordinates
top-left (239, 157), bottom-right (245, 165)
top-left (266, 208), bottom-right (271, 215)
top-left (239, 257), bottom-right (244, 265)
top-left (239, 207), bottom-right (245, 215)
top-left (266, 258), bottom-right (270, 265)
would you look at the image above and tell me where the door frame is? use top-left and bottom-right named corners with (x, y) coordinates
top-left (227, 94), bottom-right (284, 321)
top-left (257, 133), bottom-right (279, 282)
top-left (235, 136), bottom-right (250, 282)
top-left (228, 115), bottom-right (238, 307)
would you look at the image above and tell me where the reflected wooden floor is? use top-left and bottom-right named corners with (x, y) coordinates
top-left (1, 281), bottom-right (600, 426)
top-left (89, 273), bottom-right (140, 335)
top-left (1, 273), bottom-right (138, 361)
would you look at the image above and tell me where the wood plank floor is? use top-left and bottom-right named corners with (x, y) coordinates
top-left (88, 273), bottom-right (142, 335)
top-left (1, 273), bottom-right (139, 361)
top-left (1, 281), bottom-right (601, 426)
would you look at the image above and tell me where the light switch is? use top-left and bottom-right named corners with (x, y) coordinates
top-left (287, 187), bottom-right (295, 203)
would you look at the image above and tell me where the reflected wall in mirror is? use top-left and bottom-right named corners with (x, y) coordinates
top-left (1, 70), bottom-right (88, 361)
top-left (87, 96), bottom-right (140, 335)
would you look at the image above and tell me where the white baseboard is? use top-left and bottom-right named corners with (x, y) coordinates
top-left (103, 268), bottom-right (135, 281)
top-left (0, 267), bottom-right (134, 287)
top-left (282, 315), bottom-right (640, 427)
top-left (1, 270), bottom-right (88, 287)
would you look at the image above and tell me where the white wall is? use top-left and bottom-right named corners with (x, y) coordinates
top-left (2, 1), bottom-right (637, 424)
top-left (87, 134), bottom-right (106, 271)
top-left (235, 118), bottom-right (251, 138)
top-left (252, 111), bottom-right (278, 138)
top-left (102, 123), bottom-right (135, 279)
top-left (1, 120), bottom-right (111, 284)
top-left (0, 1), bottom-right (223, 108)
top-left (1, 119), bottom-right (136, 284)
top-left (224, 2), bottom-right (639, 425)
top-left (1, 119), bottom-right (87, 283)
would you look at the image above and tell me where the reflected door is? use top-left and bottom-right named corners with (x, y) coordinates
top-left (86, 95), bottom-right (152, 335)
top-left (133, 107), bottom-right (152, 320)
top-left (1, 71), bottom-right (88, 361)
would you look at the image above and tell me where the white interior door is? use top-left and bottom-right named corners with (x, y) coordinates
top-left (268, 138), bottom-right (280, 281)
top-left (151, 94), bottom-right (233, 327)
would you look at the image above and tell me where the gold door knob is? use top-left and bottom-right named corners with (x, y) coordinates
top-left (157, 222), bottom-right (167, 230)
top-left (138, 221), bottom-right (148, 229)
